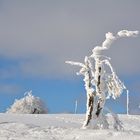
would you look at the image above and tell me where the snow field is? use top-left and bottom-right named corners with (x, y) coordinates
top-left (0, 114), bottom-right (140, 140)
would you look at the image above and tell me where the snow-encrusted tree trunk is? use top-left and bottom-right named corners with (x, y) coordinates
top-left (66, 30), bottom-right (139, 129)
top-left (94, 63), bottom-right (105, 117)
top-left (83, 66), bottom-right (95, 127)
top-left (66, 56), bottom-right (95, 127)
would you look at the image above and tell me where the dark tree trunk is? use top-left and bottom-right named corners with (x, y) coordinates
top-left (84, 94), bottom-right (94, 127)
top-left (95, 66), bottom-right (103, 117)
top-left (83, 70), bottom-right (94, 127)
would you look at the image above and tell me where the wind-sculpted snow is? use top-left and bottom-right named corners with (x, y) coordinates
top-left (0, 114), bottom-right (140, 140)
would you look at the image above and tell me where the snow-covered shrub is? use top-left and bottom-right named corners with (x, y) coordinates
top-left (6, 91), bottom-right (47, 114)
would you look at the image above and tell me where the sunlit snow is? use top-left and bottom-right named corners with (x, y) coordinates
top-left (0, 114), bottom-right (140, 140)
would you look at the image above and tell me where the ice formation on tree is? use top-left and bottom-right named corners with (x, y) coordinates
top-left (6, 91), bottom-right (47, 114)
top-left (66, 56), bottom-right (95, 127)
top-left (66, 30), bottom-right (139, 129)
top-left (90, 30), bottom-right (139, 100)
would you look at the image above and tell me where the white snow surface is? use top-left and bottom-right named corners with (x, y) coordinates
top-left (0, 113), bottom-right (140, 140)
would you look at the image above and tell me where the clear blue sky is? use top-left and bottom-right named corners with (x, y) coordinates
top-left (0, 0), bottom-right (140, 114)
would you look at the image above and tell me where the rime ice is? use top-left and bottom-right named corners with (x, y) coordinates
top-left (6, 91), bottom-right (47, 114)
top-left (66, 30), bottom-right (139, 129)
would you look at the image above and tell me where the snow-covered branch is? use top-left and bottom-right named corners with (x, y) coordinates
top-left (117, 30), bottom-right (139, 37)
top-left (90, 30), bottom-right (139, 100)
top-left (65, 61), bottom-right (85, 68)
top-left (91, 30), bottom-right (139, 58)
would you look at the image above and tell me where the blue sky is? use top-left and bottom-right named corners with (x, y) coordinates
top-left (0, 0), bottom-right (140, 114)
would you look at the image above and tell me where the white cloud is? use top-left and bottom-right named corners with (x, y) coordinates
top-left (0, 1), bottom-right (140, 78)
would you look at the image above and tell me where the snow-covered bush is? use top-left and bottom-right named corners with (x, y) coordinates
top-left (6, 91), bottom-right (47, 114)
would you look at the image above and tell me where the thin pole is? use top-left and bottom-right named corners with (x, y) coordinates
top-left (75, 100), bottom-right (78, 114)
top-left (127, 90), bottom-right (129, 115)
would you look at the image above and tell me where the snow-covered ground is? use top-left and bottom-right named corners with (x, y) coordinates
top-left (0, 113), bottom-right (140, 140)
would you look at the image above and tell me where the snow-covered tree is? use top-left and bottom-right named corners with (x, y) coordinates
top-left (66, 30), bottom-right (139, 129)
top-left (66, 56), bottom-right (95, 127)
top-left (6, 91), bottom-right (47, 114)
